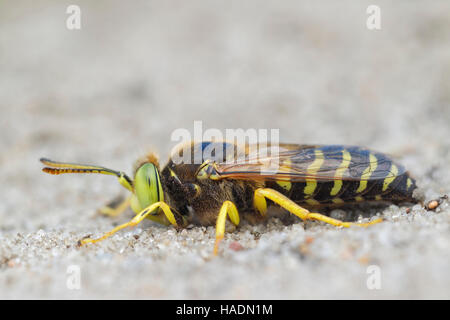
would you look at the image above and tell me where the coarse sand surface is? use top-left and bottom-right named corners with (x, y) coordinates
top-left (0, 1), bottom-right (449, 299)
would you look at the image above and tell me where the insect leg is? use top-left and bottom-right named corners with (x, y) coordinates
top-left (79, 201), bottom-right (180, 246)
top-left (213, 201), bottom-right (240, 256)
top-left (97, 195), bottom-right (131, 217)
top-left (254, 188), bottom-right (382, 227)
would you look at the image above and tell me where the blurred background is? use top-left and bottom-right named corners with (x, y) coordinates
top-left (0, 0), bottom-right (449, 299)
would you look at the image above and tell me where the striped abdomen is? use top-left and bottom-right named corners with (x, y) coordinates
top-left (266, 145), bottom-right (417, 205)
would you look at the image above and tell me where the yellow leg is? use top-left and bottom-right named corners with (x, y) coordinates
top-left (97, 195), bottom-right (131, 217)
top-left (79, 201), bottom-right (178, 246)
top-left (254, 188), bottom-right (383, 227)
top-left (213, 201), bottom-right (240, 256)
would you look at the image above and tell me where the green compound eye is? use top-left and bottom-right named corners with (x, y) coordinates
top-left (134, 163), bottom-right (164, 210)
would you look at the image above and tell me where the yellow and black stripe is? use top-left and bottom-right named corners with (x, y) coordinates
top-left (266, 145), bottom-right (416, 206)
top-left (168, 142), bottom-right (416, 209)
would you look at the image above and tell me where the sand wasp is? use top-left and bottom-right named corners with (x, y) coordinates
top-left (41, 141), bottom-right (417, 255)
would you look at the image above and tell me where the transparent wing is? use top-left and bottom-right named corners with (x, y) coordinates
top-left (214, 144), bottom-right (405, 182)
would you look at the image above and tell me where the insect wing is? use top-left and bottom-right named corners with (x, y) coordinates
top-left (214, 144), bottom-right (406, 182)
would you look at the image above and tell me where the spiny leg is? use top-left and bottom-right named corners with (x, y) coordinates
top-left (79, 201), bottom-right (178, 246)
top-left (254, 188), bottom-right (383, 227)
top-left (97, 195), bottom-right (131, 218)
top-left (213, 200), bottom-right (240, 256)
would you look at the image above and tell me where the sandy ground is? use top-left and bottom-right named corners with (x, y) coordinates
top-left (0, 1), bottom-right (449, 299)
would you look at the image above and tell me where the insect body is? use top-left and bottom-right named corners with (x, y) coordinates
top-left (41, 141), bottom-right (417, 255)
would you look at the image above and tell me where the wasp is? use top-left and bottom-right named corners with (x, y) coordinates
top-left (40, 141), bottom-right (417, 255)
